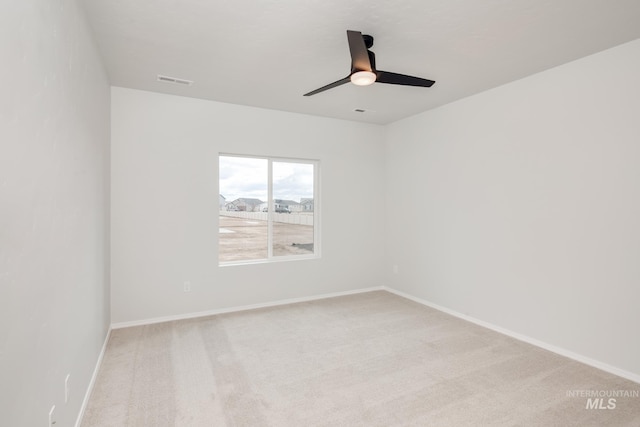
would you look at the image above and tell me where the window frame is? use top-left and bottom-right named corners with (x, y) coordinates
top-left (218, 153), bottom-right (320, 266)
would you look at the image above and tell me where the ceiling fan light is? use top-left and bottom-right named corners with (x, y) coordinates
top-left (350, 70), bottom-right (376, 86)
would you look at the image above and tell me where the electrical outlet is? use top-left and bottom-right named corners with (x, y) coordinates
top-left (48, 405), bottom-right (56, 426)
top-left (183, 281), bottom-right (191, 292)
top-left (64, 374), bottom-right (70, 403)
top-left (393, 264), bottom-right (399, 274)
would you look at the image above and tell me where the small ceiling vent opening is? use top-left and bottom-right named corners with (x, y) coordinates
top-left (354, 109), bottom-right (366, 113)
top-left (157, 74), bottom-right (193, 86)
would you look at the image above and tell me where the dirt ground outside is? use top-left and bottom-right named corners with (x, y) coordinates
top-left (219, 215), bottom-right (314, 263)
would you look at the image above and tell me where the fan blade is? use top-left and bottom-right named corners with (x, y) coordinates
top-left (376, 70), bottom-right (435, 87)
top-left (303, 76), bottom-right (351, 96)
top-left (347, 30), bottom-right (372, 72)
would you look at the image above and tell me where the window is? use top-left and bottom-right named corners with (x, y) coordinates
top-left (218, 154), bottom-right (319, 265)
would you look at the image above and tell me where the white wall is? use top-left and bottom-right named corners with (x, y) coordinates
top-left (0, 1), bottom-right (111, 426)
top-left (385, 39), bottom-right (640, 377)
top-left (111, 87), bottom-right (386, 324)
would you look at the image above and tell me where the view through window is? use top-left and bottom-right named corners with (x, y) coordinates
top-left (219, 155), bottom-right (317, 264)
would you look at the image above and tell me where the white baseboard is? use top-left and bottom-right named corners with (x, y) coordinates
top-left (111, 286), bottom-right (385, 329)
top-left (383, 286), bottom-right (640, 385)
top-left (75, 327), bottom-right (112, 427)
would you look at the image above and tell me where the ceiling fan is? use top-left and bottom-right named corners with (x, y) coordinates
top-left (303, 30), bottom-right (435, 97)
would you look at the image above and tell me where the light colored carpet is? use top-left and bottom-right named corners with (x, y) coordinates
top-left (82, 291), bottom-right (640, 426)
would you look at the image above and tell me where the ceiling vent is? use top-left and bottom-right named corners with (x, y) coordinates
top-left (157, 74), bottom-right (193, 86)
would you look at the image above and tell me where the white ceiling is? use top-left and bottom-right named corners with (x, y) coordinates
top-left (82, 0), bottom-right (640, 125)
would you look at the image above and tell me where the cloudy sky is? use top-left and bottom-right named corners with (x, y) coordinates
top-left (219, 156), bottom-right (314, 203)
